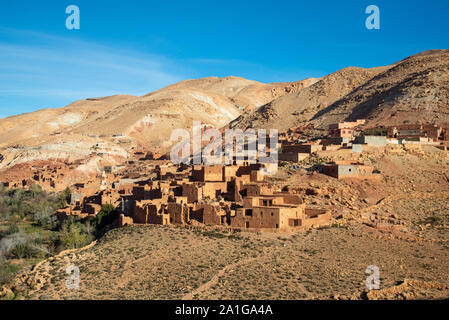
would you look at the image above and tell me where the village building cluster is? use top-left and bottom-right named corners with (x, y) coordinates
top-left (278, 121), bottom-right (449, 179)
top-left (1, 119), bottom-right (448, 232)
top-left (52, 160), bottom-right (331, 231)
top-left (0, 159), bottom-right (90, 191)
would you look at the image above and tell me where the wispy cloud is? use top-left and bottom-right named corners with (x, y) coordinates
top-left (0, 27), bottom-right (187, 115)
top-left (0, 27), bottom-right (318, 118)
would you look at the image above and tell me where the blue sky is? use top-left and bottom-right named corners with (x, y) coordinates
top-left (0, 0), bottom-right (448, 118)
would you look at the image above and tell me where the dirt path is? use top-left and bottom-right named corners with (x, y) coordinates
top-left (14, 240), bottom-right (98, 296)
top-left (181, 256), bottom-right (257, 300)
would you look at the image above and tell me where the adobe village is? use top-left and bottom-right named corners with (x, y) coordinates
top-left (4, 120), bottom-right (447, 232)
top-left (1, 50), bottom-right (449, 300)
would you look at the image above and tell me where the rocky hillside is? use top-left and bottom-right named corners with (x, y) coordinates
top-left (0, 76), bottom-right (318, 170)
top-left (230, 66), bottom-right (389, 130)
top-left (318, 49), bottom-right (449, 128)
top-left (231, 49), bottom-right (449, 131)
top-left (1, 49), bottom-right (448, 170)
top-left (153, 76), bottom-right (320, 111)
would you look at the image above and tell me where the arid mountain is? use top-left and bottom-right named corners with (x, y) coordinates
top-left (315, 49), bottom-right (449, 129)
top-left (152, 75), bottom-right (320, 111)
top-left (229, 66), bottom-right (390, 131)
top-left (231, 49), bottom-right (449, 131)
top-left (0, 76), bottom-right (317, 170)
top-left (1, 49), bottom-right (448, 171)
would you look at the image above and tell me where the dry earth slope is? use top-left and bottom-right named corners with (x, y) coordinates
top-left (230, 49), bottom-right (449, 131)
top-left (0, 76), bottom-right (317, 170)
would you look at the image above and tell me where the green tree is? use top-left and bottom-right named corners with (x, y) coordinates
top-left (96, 204), bottom-right (118, 230)
top-left (57, 187), bottom-right (71, 208)
top-left (59, 220), bottom-right (92, 249)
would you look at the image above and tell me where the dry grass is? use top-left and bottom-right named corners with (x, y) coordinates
top-left (12, 222), bottom-right (449, 300)
top-left (11, 145), bottom-right (449, 300)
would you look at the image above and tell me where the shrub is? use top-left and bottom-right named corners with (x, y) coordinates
top-left (29, 184), bottom-right (43, 198)
top-left (7, 224), bottom-right (19, 235)
top-left (201, 230), bottom-right (227, 239)
top-left (11, 242), bottom-right (39, 259)
top-left (57, 187), bottom-right (71, 208)
top-left (96, 204), bottom-right (118, 230)
top-left (0, 260), bottom-right (20, 286)
top-left (0, 233), bottom-right (27, 258)
top-left (59, 220), bottom-right (93, 249)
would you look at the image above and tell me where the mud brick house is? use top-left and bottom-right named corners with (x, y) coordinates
top-left (155, 164), bottom-right (179, 180)
top-left (230, 195), bottom-right (330, 231)
top-left (201, 182), bottom-right (228, 199)
top-left (132, 185), bottom-right (163, 201)
top-left (223, 178), bottom-right (242, 202)
top-left (282, 143), bottom-right (323, 154)
top-left (328, 120), bottom-right (365, 138)
top-left (118, 194), bottom-right (136, 215)
top-left (182, 183), bottom-right (200, 203)
top-left (133, 200), bottom-right (170, 225)
top-left (387, 124), bottom-right (444, 141)
top-left (167, 202), bottom-right (190, 224)
top-left (223, 166), bottom-right (239, 181)
top-left (113, 178), bottom-right (142, 192)
top-left (321, 161), bottom-right (381, 180)
top-left (241, 183), bottom-right (275, 197)
top-left (301, 208), bottom-right (333, 228)
top-left (279, 142), bottom-right (319, 162)
top-left (190, 203), bottom-right (228, 225)
top-left (231, 197), bottom-right (303, 230)
top-left (234, 164), bottom-right (264, 178)
top-left (249, 170), bottom-right (264, 182)
top-left (320, 137), bottom-right (350, 146)
top-left (55, 207), bottom-right (90, 221)
top-left (197, 164), bottom-right (259, 183)
top-left (363, 127), bottom-right (388, 136)
top-left (100, 189), bottom-right (122, 205)
top-left (191, 165), bottom-right (224, 182)
top-left (182, 181), bottom-right (228, 203)
top-left (83, 203), bottom-right (102, 215)
top-left (81, 193), bottom-right (102, 206)
top-left (279, 152), bottom-right (309, 163)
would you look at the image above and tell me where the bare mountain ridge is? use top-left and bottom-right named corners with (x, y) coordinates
top-left (316, 49), bottom-right (449, 128)
top-left (231, 49), bottom-right (449, 131)
top-left (1, 49), bottom-right (448, 171)
top-left (0, 76), bottom-right (317, 169)
top-left (149, 75), bottom-right (320, 111)
top-left (229, 66), bottom-right (390, 130)
top-left (0, 76), bottom-right (318, 147)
